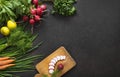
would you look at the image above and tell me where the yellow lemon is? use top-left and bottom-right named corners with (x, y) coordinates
top-left (0, 27), bottom-right (10, 36)
top-left (7, 20), bottom-right (17, 30)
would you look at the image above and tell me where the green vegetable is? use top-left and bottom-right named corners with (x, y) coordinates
top-left (42, 0), bottom-right (77, 16)
top-left (0, 55), bottom-right (41, 77)
top-left (0, 0), bottom-right (32, 26)
top-left (52, 0), bottom-right (76, 16)
top-left (0, 26), bottom-right (35, 52)
top-left (0, 26), bottom-right (42, 77)
top-left (0, 44), bottom-right (8, 52)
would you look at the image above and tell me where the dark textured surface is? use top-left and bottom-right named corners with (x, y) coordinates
top-left (20, 0), bottom-right (120, 77)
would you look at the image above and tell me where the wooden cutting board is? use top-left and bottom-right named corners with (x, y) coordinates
top-left (35, 46), bottom-right (76, 77)
top-left (34, 74), bottom-right (42, 77)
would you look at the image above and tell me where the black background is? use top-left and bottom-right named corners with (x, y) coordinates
top-left (19, 0), bottom-right (120, 77)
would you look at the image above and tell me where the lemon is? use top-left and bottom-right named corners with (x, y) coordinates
top-left (1, 27), bottom-right (10, 36)
top-left (7, 20), bottom-right (17, 30)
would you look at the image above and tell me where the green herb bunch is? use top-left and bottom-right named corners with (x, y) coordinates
top-left (0, 26), bottom-right (42, 77)
top-left (52, 0), bottom-right (77, 16)
top-left (0, 0), bottom-right (32, 25)
top-left (0, 27), bottom-right (36, 53)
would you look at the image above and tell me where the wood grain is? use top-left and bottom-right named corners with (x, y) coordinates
top-left (35, 46), bottom-right (76, 77)
top-left (34, 74), bottom-right (42, 77)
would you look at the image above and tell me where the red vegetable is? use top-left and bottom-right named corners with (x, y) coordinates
top-left (36, 7), bottom-right (43, 16)
top-left (32, 0), bottom-right (38, 7)
top-left (29, 18), bottom-right (35, 25)
top-left (22, 16), bottom-right (29, 22)
top-left (57, 63), bottom-right (64, 70)
top-left (40, 4), bottom-right (47, 10)
top-left (30, 9), bottom-right (36, 15)
top-left (34, 15), bottom-right (41, 21)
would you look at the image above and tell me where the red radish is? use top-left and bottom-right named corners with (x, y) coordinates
top-left (32, 0), bottom-right (38, 7)
top-left (29, 18), bottom-right (35, 25)
top-left (40, 4), bottom-right (47, 10)
top-left (30, 9), bottom-right (36, 15)
top-left (34, 15), bottom-right (41, 21)
top-left (57, 63), bottom-right (64, 70)
top-left (22, 16), bottom-right (29, 22)
top-left (36, 7), bottom-right (43, 16)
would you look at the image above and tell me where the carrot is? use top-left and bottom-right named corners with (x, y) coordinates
top-left (0, 59), bottom-right (15, 65)
top-left (0, 57), bottom-right (10, 61)
top-left (0, 64), bottom-right (15, 70)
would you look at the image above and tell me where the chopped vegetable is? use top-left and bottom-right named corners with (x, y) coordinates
top-left (43, 64), bottom-right (64, 77)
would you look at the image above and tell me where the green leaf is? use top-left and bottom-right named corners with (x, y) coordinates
top-left (28, 0), bottom-right (32, 4)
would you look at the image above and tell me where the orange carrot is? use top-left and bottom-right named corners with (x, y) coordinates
top-left (0, 57), bottom-right (10, 61)
top-left (0, 64), bottom-right (15, 70)
top-left (0, 59), bottom-right (15, 65)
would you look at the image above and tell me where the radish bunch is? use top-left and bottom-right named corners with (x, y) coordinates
top-left (22, 0), bottom-right (47, 33)
top-left (29, 4), bottom-right (47, 25)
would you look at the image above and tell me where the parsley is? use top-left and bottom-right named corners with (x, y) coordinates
top-left (52, 0), bottom-right (77, 16)
top-left (41, 0), bottom-right (77, 16)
